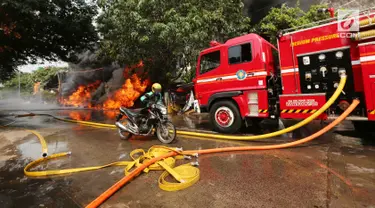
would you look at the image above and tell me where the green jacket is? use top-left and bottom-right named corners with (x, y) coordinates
top-left (140, 91), bottom-right (163, 106)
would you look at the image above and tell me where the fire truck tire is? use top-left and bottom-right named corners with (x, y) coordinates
top-left (210, 100), bottom-right (242, 134)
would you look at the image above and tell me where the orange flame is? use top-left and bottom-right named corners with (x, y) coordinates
top-left (69, 111), bottom-right (92, 121)
top-left (124, 61), bottom-right (145, 79)
top-left (59, 61), bottom-right (150, 116)
top-left (103, 74), bottom-right (150, 109)
top-left (60, 80), bottom-right (101, 107)
top-left (103, 111), bottom-right (118, 119)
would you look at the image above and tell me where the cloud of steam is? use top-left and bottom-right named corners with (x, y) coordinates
top-left (0, 89), bottom-right (61, 111)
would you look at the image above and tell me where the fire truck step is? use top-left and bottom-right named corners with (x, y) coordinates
top-left (327, 115), bottom-right (368, 121)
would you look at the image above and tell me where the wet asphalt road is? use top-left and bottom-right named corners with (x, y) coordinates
top-left (0, 108), bottom-right (375, 208)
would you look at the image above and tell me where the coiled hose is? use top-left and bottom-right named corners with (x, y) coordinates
top-left (352, 29), bottom-right (375, 41)
top-left (14, 94), bottom-right (358, 208)
top-left (85, 99), bottom-right (359, 208)
top-left (360, 17), bottom-right (375, 28)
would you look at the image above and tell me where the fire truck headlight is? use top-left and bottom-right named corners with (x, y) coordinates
top-left (335, 51), bottom-right (343, 59)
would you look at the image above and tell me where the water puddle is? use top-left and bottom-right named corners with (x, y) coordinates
top-left (0, 159), bottom-right (80, 208)
top-left (17, 138), bottom-right (69, 160)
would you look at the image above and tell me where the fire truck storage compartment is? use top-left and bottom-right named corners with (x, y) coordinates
top-left (279, 93), bottom-right (327, 119)
top-left (245, 90), bottom-right (268, 118)
top-left (359, 42), bottom-right (375, 121)
top-left (297, 47), bottom-right (355, 95)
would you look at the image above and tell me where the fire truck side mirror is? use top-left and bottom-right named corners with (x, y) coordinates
top-left (277, 31), bottom-right (283, 39)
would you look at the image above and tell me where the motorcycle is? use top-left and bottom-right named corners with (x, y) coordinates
top-left (115, 102), bottom-right (176, 144)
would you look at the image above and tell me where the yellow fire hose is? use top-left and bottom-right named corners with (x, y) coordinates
top-left (5, 75), bottom-right (352, 207)
top-left (20, 99), bottom-right (359, 207)
top-left (9, 79), bottom-right (355, 207)
top-left (55, 117), bottom-right (116, 129)
top-left (0, 123), bottom-right (49, 157)
top-left (176, 75), bottom-right (347, 140)
top-left (24, 145), bottom-right (195, 177)
top-left (22, 100), bottom-right (358, 179)
top-left (24, 139), bottom-right (200, 191)
top-left (86, 99), bottom-right (359, 208)
top-left (19, 75), bottom-right (347, 142)
top-left (25, 129), bottom-right (49, 157)
top-left (360, 17), bottom-right (375, 28)
top-left (352, 29), bottom-right (375, 41)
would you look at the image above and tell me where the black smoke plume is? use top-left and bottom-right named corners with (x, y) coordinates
top-left (61, 50), bottom-right (124, 99)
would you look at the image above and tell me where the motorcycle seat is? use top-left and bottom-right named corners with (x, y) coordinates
top-left (120, 107), bottom-right (144, 118)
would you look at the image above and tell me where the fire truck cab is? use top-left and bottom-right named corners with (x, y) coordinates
top-left (194, 34), bottom-right (280, 133)
top-left (194, 8), bottom-right (375, 134)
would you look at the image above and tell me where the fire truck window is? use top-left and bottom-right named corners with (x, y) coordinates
top-left (229, 43), bottom-right (252, 64)
top-left (200, 51), bottom-right (221, 74)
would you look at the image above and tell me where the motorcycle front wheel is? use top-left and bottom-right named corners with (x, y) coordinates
top-left (156, 121), bottom-right (176, 144)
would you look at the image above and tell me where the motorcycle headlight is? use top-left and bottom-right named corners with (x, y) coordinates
top-left (156, 104), bottom-right (167, 115)
top-left (160, 107), bottom-right (167, 115)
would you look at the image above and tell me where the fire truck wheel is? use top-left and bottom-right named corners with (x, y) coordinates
top-left (210, 100), bottom-right (242, 134)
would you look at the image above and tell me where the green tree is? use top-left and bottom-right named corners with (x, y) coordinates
top-left (256, 3), bottom-right (330, 44)
top-left (3, 67), bottom-right (65, 94)
top-left (3, 73), bottom-right (32, 93)
top-left (0, 0), bottom-right (98, 81)
top-left (97, 0), bottom-right (251, 85)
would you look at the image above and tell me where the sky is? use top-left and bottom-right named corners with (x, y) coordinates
top-left (18, 61), bottom-right (69, 73)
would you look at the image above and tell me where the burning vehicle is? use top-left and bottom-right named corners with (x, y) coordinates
top-left (58, 62), bottom-right (150, 111)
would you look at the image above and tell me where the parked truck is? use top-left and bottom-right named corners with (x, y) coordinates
top-left (193, 7), bottom-right (375, 133)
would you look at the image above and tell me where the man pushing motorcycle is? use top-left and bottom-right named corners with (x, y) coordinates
top-left (140, 83), bottom-right (164, 107)
top-left (115, 82), bottom-right (176, 143)
top-left (136, 83), bottom-right (164, 120)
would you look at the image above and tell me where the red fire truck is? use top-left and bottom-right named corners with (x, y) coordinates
top-left (193, 8), bottom-right (375, 134)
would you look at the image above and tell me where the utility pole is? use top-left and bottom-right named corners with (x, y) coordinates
top-left (18, 71), bottom-right (21, 98)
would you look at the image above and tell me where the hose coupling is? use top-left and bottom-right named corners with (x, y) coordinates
top-left (184, 156), bottom-right (192, 160)
top-left (175, 147), bottom-right (183, 151)
top-left (192, 153), bottom-right (199, 158)
top-left (190, 161), bottom-right (199, 166)
top-left (339, 71), bottom-right (347, 78)
top-left (67, 151), bottom-right (72, 156)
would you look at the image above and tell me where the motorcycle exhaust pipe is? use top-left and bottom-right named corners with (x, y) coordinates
top-left (115, 122), bottom-right (138, 134)
top-left (116, 121), bottom-right (128, 131)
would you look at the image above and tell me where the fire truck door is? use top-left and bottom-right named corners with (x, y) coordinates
top-left (278, 35), bottom-right (300, 94)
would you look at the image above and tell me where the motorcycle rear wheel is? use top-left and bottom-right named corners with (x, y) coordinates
top-left (118, 129), bottom-right (133, 140)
